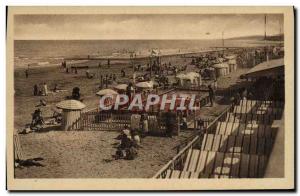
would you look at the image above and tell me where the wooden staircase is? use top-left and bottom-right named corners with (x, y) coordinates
top-left (159, 99), bottom-right (284, 179)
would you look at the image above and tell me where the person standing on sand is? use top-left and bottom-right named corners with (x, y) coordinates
top-left (33, 84), bottom-right (38, 96)
top-left (141, 113), bottom-right (149, 137)
top-left (208, 85), bottom-right (215, 107)
top-left (25, 69), bottom-right (29, 78)
top-left (43, 82), bottom-right (48, 96)
top-left (126, 83), bottom-right (133, 102)
top-left (165, 111), bottom-right (176, 138)
top-left (213, 79), bottom-right (218, 90)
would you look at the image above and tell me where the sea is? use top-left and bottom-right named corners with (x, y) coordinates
top-left (14, 39), bottom-right (265, 69)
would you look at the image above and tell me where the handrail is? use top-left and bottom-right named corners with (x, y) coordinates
top-left (152, 135), bottom-right (199, 178)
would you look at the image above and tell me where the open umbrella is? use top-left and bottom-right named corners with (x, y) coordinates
top-left (96, 89), bottom-right (118, 96)
top-left (114, 84), bottom-right (128, 90)
top-left (136, 81), bottom-right (153, 89)
top-left (56, 99), bottom-right (86, 110)
top-left (114, 84), bottom-right (134, 91)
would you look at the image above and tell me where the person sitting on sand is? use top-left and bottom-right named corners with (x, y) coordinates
top-left (30, 109), bottom-right (44, 129)
top-left (35, 99), bottom-right (47, 107)
top-left (53, 83), bottom-right (58, 92)
top-left (115, 126), bottom-right (136, 160)
top-left (71, 87), bottom-right (81, 100)
top-left (86, 69), bottom-right (95, 79)
top-left (121, 69), bottom-right (126, 77)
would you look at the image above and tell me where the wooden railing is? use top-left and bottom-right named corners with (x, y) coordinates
top-left (152, 135), bottom-right (201, 179)
top-left (205, 103), bottom-right (234, 134)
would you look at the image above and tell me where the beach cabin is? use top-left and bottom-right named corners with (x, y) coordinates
top-left (225, 55), bottom-right (237, 72)
top-left (56, 99), bottom-right (86, 131)
top-left (212, 63), bottom-right (229, 78)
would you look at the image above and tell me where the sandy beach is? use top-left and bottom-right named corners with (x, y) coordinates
top-left (14, 44), bottom-right (252, 178)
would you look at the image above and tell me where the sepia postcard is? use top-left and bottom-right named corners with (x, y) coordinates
top-left (6, 6), bottom-right (294, 190)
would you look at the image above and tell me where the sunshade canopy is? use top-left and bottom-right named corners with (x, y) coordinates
top-left (136, 81), bottom-right (154, 88)
top-left (56, 99), bottom-right (86, 110)
top-left (96, 89), bottom-right (119, 96)
top-left (114, 84), bottom-right (129, 90)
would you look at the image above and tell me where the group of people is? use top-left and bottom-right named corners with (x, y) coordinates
top-left (33, 83), bottom-right (48, 96)
top-left (33, 83), bottom-right (64, 96)
top-left (115, 125), bottom-right (141, 160)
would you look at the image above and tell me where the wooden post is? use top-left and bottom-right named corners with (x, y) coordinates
top-left (194, 110), bottom-right (196, 131)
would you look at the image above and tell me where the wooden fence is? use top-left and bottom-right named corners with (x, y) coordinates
top-left (77, 88), bottom-right (211, 132)
top-left (79, 110), bottom-right (180, 135)
top-left (80, 111), bottom-right (131, 131)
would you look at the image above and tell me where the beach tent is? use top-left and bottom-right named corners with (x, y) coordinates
top-left (175, 74), bottom-right (190, 86)
top-left (212, 63), bottom-right (229, 77)
top-left (176, 72), bottom-right (202, 86)
top-left (96, 89), bottom-right (119, 96)
top-left (56, 99), bottom-right (86, 131)
top-left (186, 72), bottom-right (202, 86)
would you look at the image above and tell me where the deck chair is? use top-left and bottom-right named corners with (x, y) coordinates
top-left (14, 133), bottom-right (45, 168)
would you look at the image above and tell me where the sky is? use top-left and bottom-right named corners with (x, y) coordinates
top-left (14, 14), bottom-right (283, 40)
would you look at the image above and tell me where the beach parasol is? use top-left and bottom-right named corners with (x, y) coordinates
top-left (56, 99), bottom-right (86, 110)
top-left (135, 81), bottom-right (154, 89)
top-left (114, 84), bottom-right (127, 90)
top-left (96, 89), bottom-right (119, 96)
top-left (114, 84), bottom-right (133, 91)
